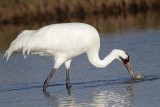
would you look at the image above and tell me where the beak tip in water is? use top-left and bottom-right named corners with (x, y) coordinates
top-left (136, 72), bottom-right (143, 79)
top-left (123, 61), bottom-right (143, 80)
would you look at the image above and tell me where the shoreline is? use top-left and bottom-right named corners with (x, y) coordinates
top-left (0, 0), bottom-right (160, 24)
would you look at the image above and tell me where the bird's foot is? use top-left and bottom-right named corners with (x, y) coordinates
top-left (66, 84), bottom-right (72, 95)
top-left (66, 83), bottom-right (72, 90)
top-left (43, 80), bottom-right (49, 91)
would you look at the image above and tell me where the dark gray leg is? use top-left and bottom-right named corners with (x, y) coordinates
top-left (66, 69), bottom-right (72, 89)
top-left (43, 68), bottom-right (57, 91)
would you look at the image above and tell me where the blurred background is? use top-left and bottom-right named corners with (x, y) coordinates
top-left (0, 0), bottom-right (160, 51)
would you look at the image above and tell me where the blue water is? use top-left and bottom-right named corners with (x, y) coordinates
top-left (0, 28), bottom-right (160, 107)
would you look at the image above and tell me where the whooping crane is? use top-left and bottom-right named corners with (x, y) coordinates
top-left (4, 23), bottom-right (135, 91)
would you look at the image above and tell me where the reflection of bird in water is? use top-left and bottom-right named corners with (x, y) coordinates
top-left (44, 91), bottom-right (77, 107)
top-left (43, 89), bottom-right (133, 107)
top-left (4, 23), bottom-right (135, 91)
top-left (92, 90), bottom-right (132, 107)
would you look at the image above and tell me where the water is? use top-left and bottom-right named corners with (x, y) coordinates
top-left (0, 14), bottom-right (160, 107)
top-left (0, 29), bottom-right (160, 107)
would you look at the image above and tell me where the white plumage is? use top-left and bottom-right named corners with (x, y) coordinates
top-left (4, 23), bottom-right (135, 91)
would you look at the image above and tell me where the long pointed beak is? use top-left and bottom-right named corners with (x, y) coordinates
top-left (124, 62), bottom-right (135, 79)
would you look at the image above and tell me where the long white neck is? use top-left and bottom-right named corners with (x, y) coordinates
top-left (87, 49), bottom-right (119, 68)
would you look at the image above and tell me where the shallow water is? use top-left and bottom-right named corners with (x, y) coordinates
top-left (0, 27), bottom-right (160, 107)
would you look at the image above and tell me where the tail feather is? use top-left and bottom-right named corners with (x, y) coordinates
top-left (4, 30), bottom-right (35, 61)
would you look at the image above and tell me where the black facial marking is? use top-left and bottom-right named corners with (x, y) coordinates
top-left (126, 53), bottom-right (129, 60)
top-left (123, 58), bottom-right (129, 64)
top-left (119, 53), bottom-right (129, 64)
top-left (125, 52), bottom-right (130, 61)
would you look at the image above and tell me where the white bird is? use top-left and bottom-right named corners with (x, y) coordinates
top-left (4, 23), bottom-right (135, 91)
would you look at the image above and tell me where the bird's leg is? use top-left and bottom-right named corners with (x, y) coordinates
top-left (43, 68), bottom-right (57, 91)
top-left (66, 68), bottom-right (72, 89)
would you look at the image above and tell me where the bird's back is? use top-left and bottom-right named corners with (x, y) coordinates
top-left (5, 23), bottom-right (100, 60)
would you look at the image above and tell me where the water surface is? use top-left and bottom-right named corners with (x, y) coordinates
top-left (0, 12), bottom-right (160, 107)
